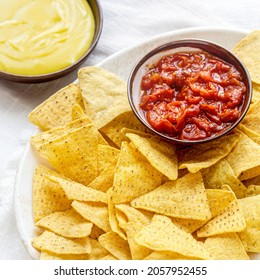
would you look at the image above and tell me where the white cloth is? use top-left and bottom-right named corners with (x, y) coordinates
top-left (0, 0), bottom-right (259, 260)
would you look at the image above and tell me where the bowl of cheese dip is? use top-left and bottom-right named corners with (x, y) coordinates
top-left (0, 0), bottom-right (103, 83)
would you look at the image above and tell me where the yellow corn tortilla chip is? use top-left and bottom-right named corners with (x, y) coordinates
top-left (46, 175), bottom-right (107, 204)
top-left (238, 124), bottom-right (260, 146)
top-left (124, 222), bottom-right (152, 260)
top-left (107, 188), bottom-right (127, 240)
top-left (112, 141), bottom-right (162, 203)
top-left (35, 209), bottom-right (93, 238)
top-left (29, 84), bottom-right (84, 130)
top-left (98, 232), bottom-right (132, 260)
top-left (99, 111), bottom-right (150, 148)
top-left (177, 133), bottom-right (240, 173)
top-left (206, 188), bottom-right (236, 218)
top-left (202, 159), bottom-right (247, 198)
top-left (78, 66), bottom-right (130, 129)
top-left (197, 198), bottom-right (246, 238)
top-left (134, 215), bottom-right (211, 259)
top-left (71, 104), bottom-right (86, 120)
top-left (32, 230), bottom-right (91, 255)
top-left (241, 100), bottom-right (260, 135)
top-left (203, 233), bottom-right (249, 260)
top-left (30, 117), bottom-right (92, 151)
top-left (99, 254), bottom-right (118, 260)
top-left (131, 172), bottom-right (211, 221)
top-left (32, 165), bottom-right (71, 222)
top-left (144, 251), bottom-right (197, 260)
top-left (126, 133), bottom-right (178, 180)
top-left (238, 228), bottom-right (260, 253)
top-left (232, 30), bottom-right (260, 84)
top-left (98, 144), bottom-right (120, 173)
top-left (38, 124), bottom-right (99, 185)
top-left (171, 217), bottom-right (207, 233)
top-left (88, 238), bottom-right (109, 260)
top-left (72, 201), bottom-right (111, 233)
top-left (40, 251), bottom-right (88, 260)
top-left (252, 83), bottom-right (260, 103)
top-left (225, 131), bottom-right (260, 181)
top-left (87, 157), bottom-right (118, 192)
top-left (246, 185), bottom-right (260, 197)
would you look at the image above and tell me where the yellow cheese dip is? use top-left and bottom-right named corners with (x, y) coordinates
top-left (0, 0), bottom-right (95, 75)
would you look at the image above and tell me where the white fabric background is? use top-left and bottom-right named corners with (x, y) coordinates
top-left (0, 0), bottom-right (259, 260)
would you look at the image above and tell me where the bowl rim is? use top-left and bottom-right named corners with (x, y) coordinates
top-left (0, 0), bottom-right (103, 83)
top-left (127, 38), bottom-right (252, 145)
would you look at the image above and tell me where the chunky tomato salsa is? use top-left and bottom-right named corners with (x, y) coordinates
top-left (139, 51), bottom-right (247, 140)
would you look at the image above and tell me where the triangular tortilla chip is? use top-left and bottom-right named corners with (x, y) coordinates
top-left (131, 172), bottom-right (211, 221)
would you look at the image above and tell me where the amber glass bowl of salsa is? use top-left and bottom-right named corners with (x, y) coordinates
top-left (128, 39), bottom-right (252, 145)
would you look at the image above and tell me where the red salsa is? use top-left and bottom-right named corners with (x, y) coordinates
top-left (139, 51), bottom-right (246, 140)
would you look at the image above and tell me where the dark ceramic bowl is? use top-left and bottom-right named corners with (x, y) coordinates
top-left (0, 0), bottom-right (103, 83)
top-left (128, 39), bottom-right (252, 145)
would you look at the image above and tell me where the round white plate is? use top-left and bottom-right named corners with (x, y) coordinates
top-left (14, 26), bottom-right (259, 260)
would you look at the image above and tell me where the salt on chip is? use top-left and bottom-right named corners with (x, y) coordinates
top-left (202, 159), bottom-right (247, 198)
top-left (232, 30), bottom-right (260, 84)
top-left (203, 233), bottom-right (249, 260)
top-left (98, 232), bottom-right (132, 260)
top-left (35, 208), bottom-right (93, 238)
top-left (112, 141), bottom-right (162, 203)
top-left (126, 133), bottom-right (178, 180)
top-left (225, 131), bottom-right (260, 181)
top-left (47, 175), bottom-right (107, 204)
top-left (78, 66), bottom-right (130, 129)
top-left (38, 124), bottom-right (99, 185)
top-left (32, 165), bottom-right (71, 222)
top-left (99, 111), bottom-right (150, 148)
top-left (197, 198), bottom-right (246, 238)
top-left (131, 172), bottom-right (211, 221)
top-left (71, 201), bottom-right (111, 233)
top-left (177, 133), bottom-right (240, 173)
top-left (32, 230), bottom-right (91, 255)
top-left (134, 215), bottom-right (211, 260)
top-left (124, 222), bottom-right (152, 260)
top-left (29, 84), bottom-right (84, 130)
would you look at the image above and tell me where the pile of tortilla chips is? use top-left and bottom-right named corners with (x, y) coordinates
top-left (29, 32), bottom-right (260, 260)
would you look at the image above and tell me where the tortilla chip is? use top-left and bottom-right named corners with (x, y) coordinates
top-left (232, 30), bottom-right (260, 84)
top-left (29, 84), bottom-right (84, 130)
top-left (237, 124), bottom-right (260, 145)
top-left (202, 159), bottom-right (247, 198)
top-left (78, 66), bottom-right (130, 129)
top-left (32, 230), bottom-right (91, 255)
top-left (171, 217), bottom-right (207, 233)
top-left (71, 104), bottom-right (86, 120)
top-left (126, 133), bottom-right (178, 180)
top-left (197, 199), bottom-right (246, 237)
top-left (225, 131), bottom-right (260, 181)
top-left (98, 232), bottom-right (132, 260)
top-left (107, 188), bottom-right (127, 240)
top-left (40, 251), bottom-right (88, 260)
top-left (241, 100), bottom-right (260, 134)
top-left (99, 111), bottom-right (150, 147)
top-left (35, 208), bottom-right (93, 238)
top-left (112, 141), bottom-right (162, 203)
top-left (144, 251), bottom-right (197, 260)
top-left (134, 215), bottom-right (211, 259)
top-left (98, 144), bottom-right (120, 173)
top-left (99, 254), bottom-right (118, 260)
top-left (38, 124), bottom-right (99, 185)
top-left (177, 133), bottom-right (240, 173)
top-left (131, 172), bottom-right (211, 221)
top-left (47, 175), bottom-right (107, 204)
top-left (89, 225), bottom-right (105, 240)
top-left (246, 185), bottom-right (260, 197)
top-left (124, 222), bottom-right (152, 260)
top-left (32, 165), bottom-right (71, 222)
top-left (88, 239), bottom-right (109, 260)
top-left (203, 233), bottom-right (249, 260)
top-left (252, 83), bottom-right (260, 103)
top-left (71, 201), bottom-right (111, 233)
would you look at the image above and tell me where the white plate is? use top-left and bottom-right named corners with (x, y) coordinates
top-left (14, 27), bottom-right (259, 260)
